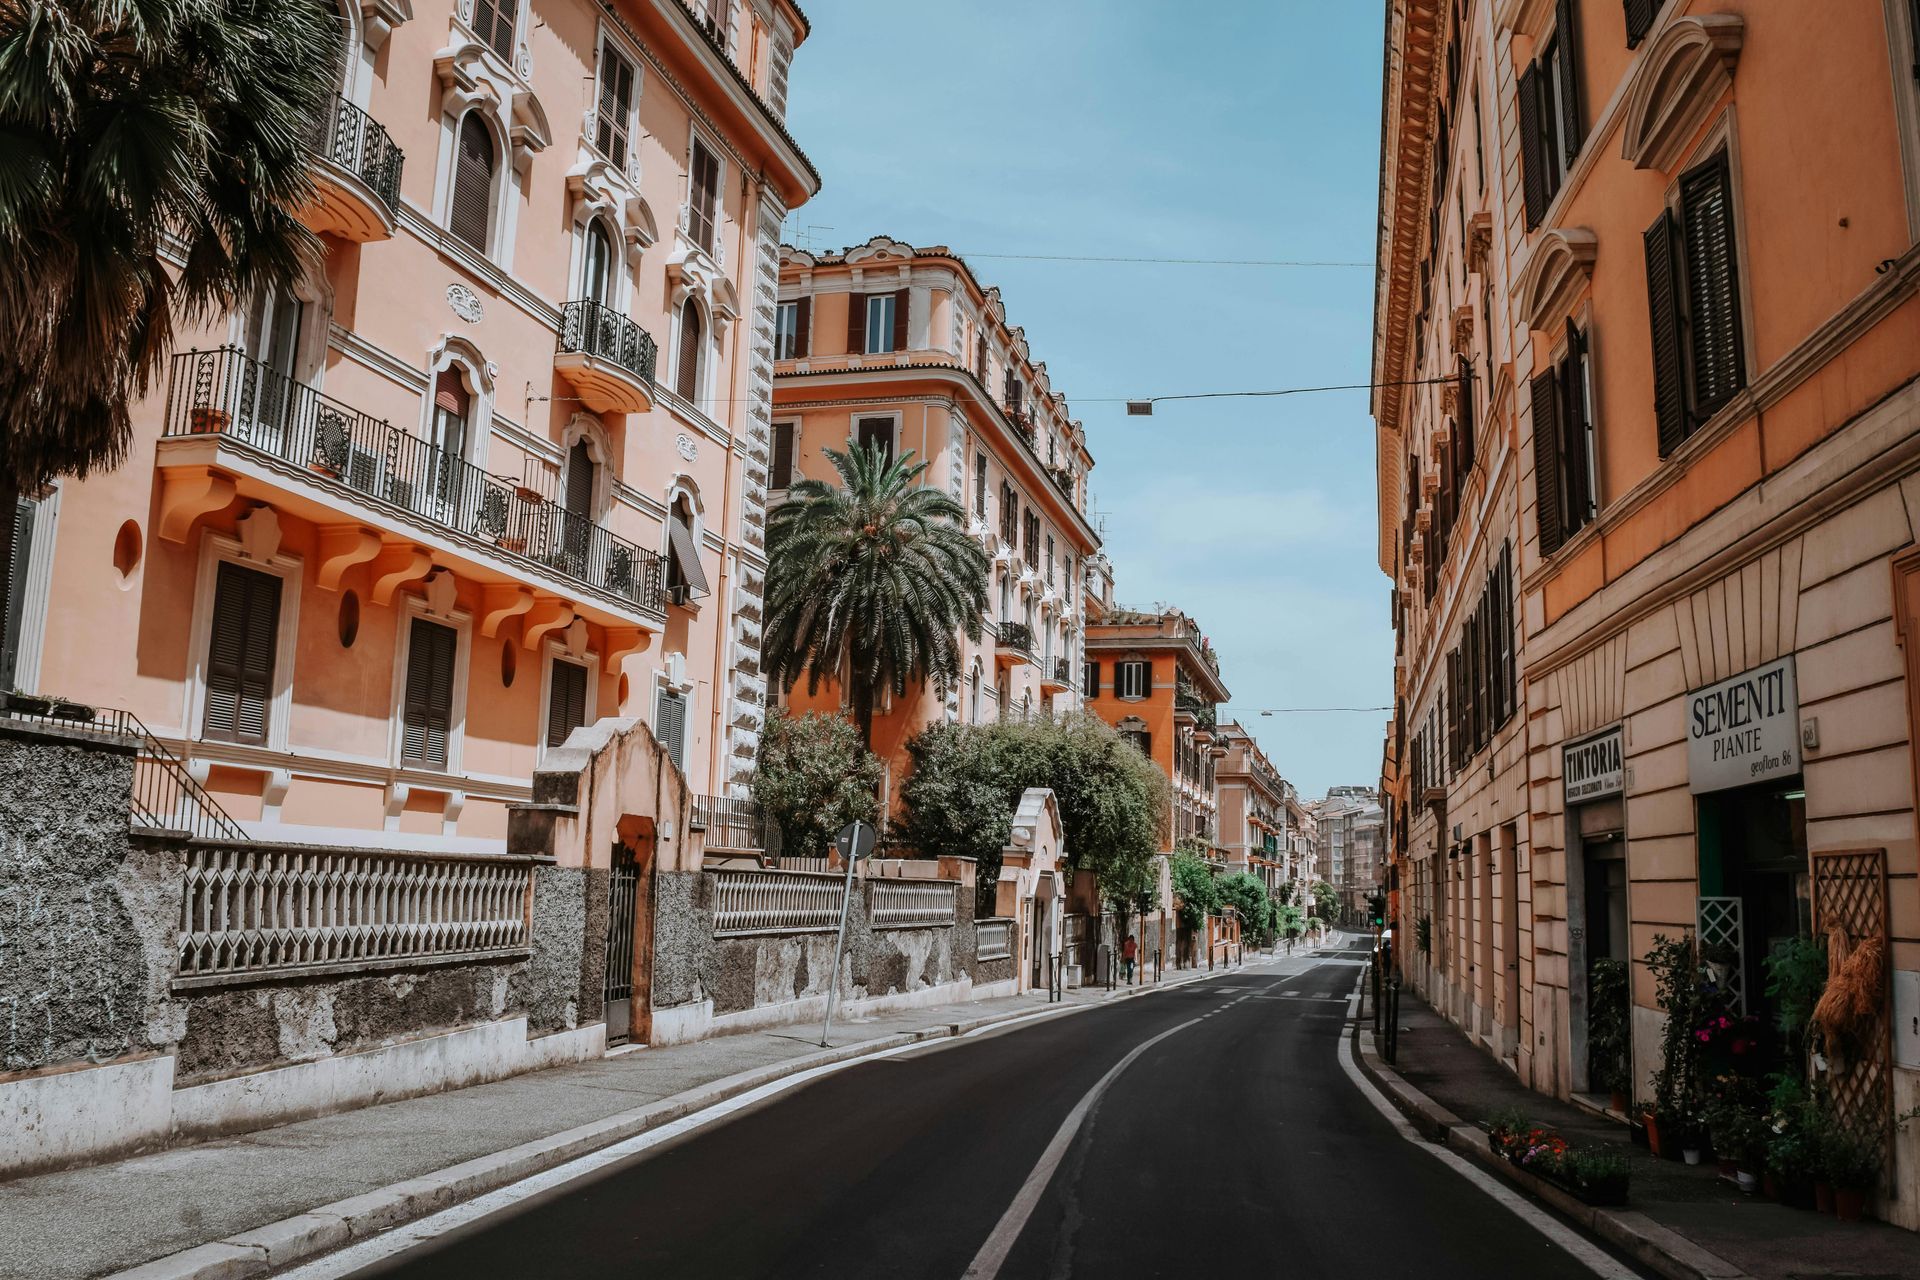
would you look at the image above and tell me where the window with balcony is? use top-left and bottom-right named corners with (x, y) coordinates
top-left (203, 561), bottom-right (283, 745)
top-left (1529, 321), bottom-right (1597, 555)
top-left (472, 0), bottom-right (517, 60)
top-left (775, 299), bottom-right (808, 359)
top-left (688, 136), bottom-right (720, 253)
top-left (1517, 0), bottom-right (1585, 228)
top-left (400, 617), bottom-right (459, 768)
top-left (449, 113), bottom-right (497, 253)
top-left (1116, 659), bottom-right (1150, 700)
top-left (770, 421), bottom-right (796, 491)
top-left (595, 39), bottom-right (637, 169)
top-left (1646, 150), bottom-right (1746, 456)
top-left (581, 219), bottom-right (615, 305)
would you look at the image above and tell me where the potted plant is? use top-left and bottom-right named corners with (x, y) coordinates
top-left (188, 405), bottom-right (231, 434)
top-left (1821, 1125), bottom-right (1882, 1221)
top-left (1588, 958), bottom-right (1632, 1114)
top-left (1647, 933), bottom-right (1708, 1161)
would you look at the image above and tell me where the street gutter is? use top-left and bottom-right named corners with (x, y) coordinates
top-left (112, 963), bottom-right (1243, 1280)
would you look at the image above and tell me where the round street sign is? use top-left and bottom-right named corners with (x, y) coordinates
top-left (833, 820), bottom-right (877, 862)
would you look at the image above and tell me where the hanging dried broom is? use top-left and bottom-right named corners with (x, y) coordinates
top-left (1813, 926), bottom-right (1886, 1060)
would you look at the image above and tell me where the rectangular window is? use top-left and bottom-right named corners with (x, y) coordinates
top-left (775, 301), bottom-right (798, 360)
top-left (1116, 659), bottom-right (1151, 700)
top-left (1023, 511), bottom-right (1039, 567)
top-left (855, 416), bottom-right (894, 465)
top-left (1045, 533), bottom-right (1054, 583)
top-left (1646, 151), bottom-right (1746, 456)
top-left (1124, 729), bottom-right (1151, 758)
top-left (203, 561), bottom-right (282, 745)
top-left (472, 0), bottom-right (517, 61)
top-left (1082, 661), bottom-right (1100, 698)
top-left (546, 658), bottom-right (589, 749)
top-left (1517, 0), bottom-right (1585, 229)
top-left (1528, 323), bottom-right (1597, 555)
top-left (864, 292), bottom-right (905, 354)
top-left (595, 41), bottom-right (637, 169)
top-left (654, 686), bottom-right (689, 770)
top-left (688, 137), bottom-right (720, 254)
top-left (770, 421), bottom-right (795, 490)
top-left (401, 617), bottom-right (458, 767)
top-left (1000, 482), bottom-right (1017, 544)
top-left (974, 454), bottom-right (988, 517)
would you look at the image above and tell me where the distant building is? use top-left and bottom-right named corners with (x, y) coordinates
top-left (1312, 788), bottom-right (1384, 924)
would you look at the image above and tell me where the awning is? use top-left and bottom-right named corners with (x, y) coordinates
top-left (668, 517), bottom-right (710, 596)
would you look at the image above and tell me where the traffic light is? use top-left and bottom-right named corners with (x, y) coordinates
top-left (1367, 893), bottom-right (1386, 928)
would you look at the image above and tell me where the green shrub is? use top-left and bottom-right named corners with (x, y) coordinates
top-left (1170, 852), bottom-right (1221, 931)
top-left (754, 709), bottom-right (883, 859)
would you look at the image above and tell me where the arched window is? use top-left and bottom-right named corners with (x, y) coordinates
top-left (429, 368), bottom-right (472, 510)
top-left (675, 301), bottom-right (702, 402)
top-left (564, 439), bottom-right (594, 518)
top-left (449, 114), bottom-right (496, 253)
top-left (968, 663), bottom-right (982, 724)
top-left (582, 221), bottom-right (614, 306)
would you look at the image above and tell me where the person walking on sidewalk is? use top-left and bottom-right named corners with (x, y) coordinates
top-left (1122, 933), bottom-right (1138, 984)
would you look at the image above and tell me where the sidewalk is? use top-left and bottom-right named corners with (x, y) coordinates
top-left (0, 961), bottom-right (1248, 1280)
top-left (1360, 989), bottom-right (1920, 1280)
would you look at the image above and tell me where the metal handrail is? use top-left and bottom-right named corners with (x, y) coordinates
top-left (998, 621), bottom-right (1035, 655)
top-left (558, 300), bottom-right (659, 386)
top-left (2, 692), bottom-right (246, 841)
top-left (310, 94), bottom-right (403, 213)
top-left (692, 793), bottom-right (780, 856)
top-left (164, 347), bottom-right (666, 616)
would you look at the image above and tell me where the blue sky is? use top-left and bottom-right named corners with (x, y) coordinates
top-left (784, 1), bottom-right (1389, 799)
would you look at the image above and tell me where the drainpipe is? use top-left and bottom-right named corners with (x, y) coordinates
top-left (705, 168), bottom-right (756, 796)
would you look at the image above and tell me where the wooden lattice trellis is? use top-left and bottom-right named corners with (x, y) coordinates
top-left (1697, 896), bottom-right (1747, 1015)
top-left (1811, 848), bottom-right (1892, 1163)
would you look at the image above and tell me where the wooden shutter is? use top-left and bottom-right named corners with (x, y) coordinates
top-left (1560, 320), bottom-right (1593, 528)
top-left (401, 618), bottom-right (457, 766)
top-left (1498, 544), bottom-right (1516, 724)
top-left (654, 688), bottom-right (688, 769)
top-left (547, 659), bottom-right (588, 748)
top-left (892, 288), bottom-right (909, 351)
top-left (689, 140), bottom-right (718, 253)
top-left (474, 0), bottom-right (515, 59)
top-left (1517, 63), bottom-right (1547, 229)
top-left (1679, 153), bottom-right (1745, 419)
top-left (771, 422), bottom-right (795, 490)
top-left (677, 301), bottom-right (702, 402)
top-left (974, 454), bottom-right (987, 515)
top-left (450, 115), bottom-right (495, 253)
top-left (1555, 0), bottom-right (1584, 165)
top-left (847, 292), bottom-right (867, 354)
top-left (202, 562), bottom-right (281, 745)
top-left (794, 296), bottom-right (811, 357)
top-left (1139, 660), bottom-right (1153, 697)
top-left (976, 333), bottom-right (988, 377)
top-left (1457, 355), bottom-right (1476, 473)
top-left (1084, 662), bottom-right (1100, 697)
top-left (565, 440), bottom-right (594, 517)
top-left (596, 47), bottom-right (634, 168)
top-left (1643, 208), bottom-right (1688, 456)
top-left (1530, 369), bottom-right (1565, 555)
top-left (1623, 0), bottom-right (1655, 47)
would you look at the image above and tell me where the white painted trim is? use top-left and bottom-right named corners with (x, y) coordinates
top-left (421, 335), bottom-right (497, 472)
top-left (1884, 0), bottom-right (1920, 243)
top-left (183, 530), bottom-right (304, 754)
top-left (387, 590), bottom-right (473, 777)
top-left (11, 482), bottom-right (59, 694)
top-left (847, 408), bottom-right (902, 462)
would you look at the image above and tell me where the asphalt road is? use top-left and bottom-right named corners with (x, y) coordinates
top-left (327, 937), bottom-right (1637, 1279)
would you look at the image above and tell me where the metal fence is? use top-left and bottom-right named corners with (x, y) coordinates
top-left (311, 94), bottom-right (403, 213)
top-left (558, 300), bottom-right (658, 386)
top-left (692, 794), bottom-right (780, 856)
top-left (2, 692), bottom-right (246, 841)
top-left (164, 347), bottom-right (665, 615)
top-left (175, 841), bottom-right (534, 985)
top-left (870, 879), bottom-right (956, 930)
top-left (711, 869), bottom-right (846, 936)
top-left (976, 917), bottom-right (1015, 962)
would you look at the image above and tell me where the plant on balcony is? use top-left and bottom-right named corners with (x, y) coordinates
top-left (764, 443), bottom-right (990, 748)
top-left (753, 708), bottom-right (882, 860)
top-left (0, 0), bottom-right (342, 631)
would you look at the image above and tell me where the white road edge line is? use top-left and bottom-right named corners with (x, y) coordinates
top-left (1336, 980), bottom-right (1641, 1280)
top-left (961, 1015), bottom-right (1205, 1279)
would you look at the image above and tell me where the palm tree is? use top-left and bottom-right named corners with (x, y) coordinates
top-left (0, 0), bottom-right (338, 683)
top-left (764, 443), bottom-right (991, 748)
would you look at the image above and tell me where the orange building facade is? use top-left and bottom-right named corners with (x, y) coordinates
top-left (770, 237), bottom-right (1101, 803)
top-left (5, 0), bottom-right (816, 847)
top-left (1377, 0), bottom-right (1920, 1225)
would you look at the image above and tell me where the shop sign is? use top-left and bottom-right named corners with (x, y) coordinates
top-left (1686, 656), bottom-right (1800, 794)
top-left (1564, 727), bottom-right (1624, 803)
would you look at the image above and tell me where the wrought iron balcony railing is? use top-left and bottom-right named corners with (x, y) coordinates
top-left (558, 300), bottom-right (659, 386)
top-left (998, 621), bottom-right (1035, 655)
top-left (165, 347), bottom-right (666, 615)
top-left (309, 94), bottom-right (403, 213)
top-left (1052, 658), bottom-right (1072, 685)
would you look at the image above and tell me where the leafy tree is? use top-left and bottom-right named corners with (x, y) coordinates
top-left (1310, 879), bottom-right (1339, 922)
top-left (900, 713), bottom-right (1168, 917)
top-left (1277, 902), bottom-right (1306, 940)
top-left (763, 444), bottom-right (990, 747)
top-left (1169, 851), bottom-right (1220, 932)
top-left (753, 709), bottom-right (883, 859)
top-left (1219, 872), bottom-right (1276, 945)
top-left (0, 0), bottom-right (339, 666)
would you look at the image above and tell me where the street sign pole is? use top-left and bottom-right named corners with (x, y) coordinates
top-left (820, 819), bottom-right (873, 1048)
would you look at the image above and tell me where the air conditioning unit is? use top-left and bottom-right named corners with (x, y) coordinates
top-left (665, 650), bottom-right (688, 691)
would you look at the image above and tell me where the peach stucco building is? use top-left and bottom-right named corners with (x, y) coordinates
top-left (770, 237), bottom-right (1101, 803)
top-left (1376, 0), bottom-right (1920, 1225)
top-left (6, 0), bottom-right (817, 848)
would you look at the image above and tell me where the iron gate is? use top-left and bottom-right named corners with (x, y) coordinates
top-left (604, 843), bottom-right (640, 1044)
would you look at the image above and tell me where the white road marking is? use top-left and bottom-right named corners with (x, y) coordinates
top-left (962, 1016), bottom-right (1204, 1278)
top-left (1335, 979), bottom-right (1641, 1279)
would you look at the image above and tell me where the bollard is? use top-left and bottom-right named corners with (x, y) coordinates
top-left (1386, 975), bottom-right (1402, 1064)
top-left (1372, 957), bottom-right (1383, 1036)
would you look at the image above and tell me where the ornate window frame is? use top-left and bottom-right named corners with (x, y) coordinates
top-left (1620, 14), bottom-right (1744, 174)
top-left (421, 335), bottom-right (498, 471)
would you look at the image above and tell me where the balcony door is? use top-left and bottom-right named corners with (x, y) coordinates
top-left (240, 286), bottom-right (304, 450)
top-left (428, 370), bottom-right (471, 520)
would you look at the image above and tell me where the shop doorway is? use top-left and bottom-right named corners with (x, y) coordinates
top-left (1566, 795), bottom-right (1627, 1095)
top-left (1696, 777), bottom-right (1809, 1025)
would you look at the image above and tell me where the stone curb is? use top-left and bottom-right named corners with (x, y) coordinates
top-left (112, 964), bottom-right (1253, 1280)
top-left (1350, 1022), bottom-right (1756, 1280)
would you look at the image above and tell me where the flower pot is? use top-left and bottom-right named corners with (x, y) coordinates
top-left (498, 537), bottom-right (527, 554)
top-left (1683, 1148), bottom-right (1703, 1166)
top-left (1736, 1170), bottom-right (1758, 1193)
top-left (1815, 1181), bottom-right (1835, 1214)
top-left (1609, 1090), bottom-right (1629, 1114)
top-left (1643, 1114), bottom-right (1663, 1159)
top-left (1835, 1187), bottom-right (1867, 1222)
top-left (189, 407), bottom-right (231, 435)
